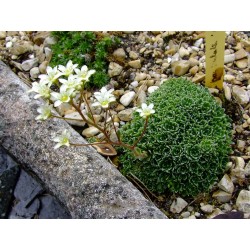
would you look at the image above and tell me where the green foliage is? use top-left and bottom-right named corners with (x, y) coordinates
top-left (119, 78), bottom-right (232, 197)
top-left (50, 31), bottom-right (120, 88)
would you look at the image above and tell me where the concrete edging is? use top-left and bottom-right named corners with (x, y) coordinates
top-left (0, 61), bottom-right (167, 219)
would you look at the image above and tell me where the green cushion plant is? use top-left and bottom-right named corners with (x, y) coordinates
top-left (50, 31), bottom-right (120, 88)
top-left (119, 78), bottom-right (232, 197)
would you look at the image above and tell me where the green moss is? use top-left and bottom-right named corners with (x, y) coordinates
top-left (119, 78), bottom-right (232, 197)
top-left (50, 31), bottom-right (120, 88)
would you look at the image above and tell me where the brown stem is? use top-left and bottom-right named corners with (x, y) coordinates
top-left (82, 92), bottom-right (95, 123)
top-left (51, 115), bottom-right (84, 122)
top-left (70, 141), bottom-right (109, 147)
top-left (132, 117), bottom-right (149, 148)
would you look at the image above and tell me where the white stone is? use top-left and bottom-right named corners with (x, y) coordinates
top-left (194, 38), bottom-right (203, 48)
top-left (148, 86), bottom-right (159, 94)
top-left (30, 67), bottom-right (40, 79)
top-left (82, 127), bottom-right (100, 138)
top-left (217, 174), bottom-right (234, 194)
top-left (236, 190), bottom-right (250, 213)
top-left (224, 74), bottom-right (235, 82)
top-left (108, 62), bottom-right (123, 77)
top-left (224, 54), bottom-right (236, 64)
top-left (170, 197), bottom-right (188, 213)
top-left (21, 58), bottom-right (39, 71)
top-left (181, 211), bottom-right (190, 218)
top-left (44, 36), bottom-right (56, 47)
top-left (130, 81), bottom-right (139, 88)
top-left (120, 91), bottom-right (135, 107)
top-left (200, 204), bottom-right (214, 214)
top-left (223, 82), bottom-right (231, 101)
top-left (64, 112), bottom-right (86, 127)
top-left (6, 41), bottom-right (13, 48)
top-left (232, 86), bottom-right (249, 105)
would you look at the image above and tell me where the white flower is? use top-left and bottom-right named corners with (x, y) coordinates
top-left (28, 81), bottom-right (51, 99)
top-left (58, 60), bottom-right (78, 77)
top-left (52, 129), bottom-right (71, 149)
top-left (39, 66), bottom-right (62, 86)
top-left (92, 87), bottom-right (116, 109)
top-left (50, 87), bottom-right (75, 107)
top-left (35, 104), bottom-right (53, 120)
top-left (74, 65), bottom-right (95, 82)
top-left (59, 74), bottom-right (82, 92)
top-left (136, 103), bottom-right (155, 118)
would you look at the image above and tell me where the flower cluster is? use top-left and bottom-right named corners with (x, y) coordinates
top-left (28, 60), bottom-right (156, 153)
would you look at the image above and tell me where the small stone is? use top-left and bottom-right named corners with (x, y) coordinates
top-left (117, 108), bottom-right (134, 121)
top-left (128, 59), bottom-right (141, 69)
top-left (200, 204), bottom-right (214, 214)
top-left (180, 211), bottom-right (190, 218)
top-left (33, 31), bottom-right (50, 46)
top-left (232, 86), bottom-right (249, 105)
top-left (171, 60), bottom-right (190, 76)
top-left (148, 86), bottom-right (159, 94)
top-left (208, 208), bottom-right (223, 219)
top-left (189, 57), bottom-right (199, 67)
top-left (187, 215), bottom-right (196, 219)
top-left (237, 140), bottom-right (246, 152)
top-left (212, 190), bottom-right (232, 203)
top-left (222, 203), bottom-right (232, 212)
top-left (224, 54), bottom-right (236, 64)
top-left (235, 58), bottom-right (248, 69)
top-left (194, 38), bottom-right (203, 48)
top-left (108, 62), bottom-right (123, 77)
top-left (82, 127), bottom-right (100, 138)
top-left (244, 162), bottom-right (250, 176)
top-left (44, 36), bottom-right (57, 47)
top-left (120, 91), bottom-right (135, 107)
top-left (135, 73), bottom-right (147, 81)
top-left (115, 104), bottom-right (125, 112)
top-left (236, 190), bottom-right (250, 213)
top-left (130, 81), bottom-right (139, 88)
top-left (129, 51), bottom-right (139, 60)
top-left (137, 90), bottom-right (147, 106)
top-left (235, 157), bottom-right (246, 169)
top-left (39, 61), bottom-right (49, 74)
top-left (113, 48), bottom-right (126, 62)
top-left (64, 112), bottom-right (86, 127)
top-left (170, 197), bottom-right (188, 214)
top-left (192, 72), bottom-right (205, 83)
top-left (178, 47), bottom-right (190, 58)
top-left (0, 31), bottom-right (7, 39)
top-left (30, 67), bottom-right (40, 79)
top-left (189, 65), bottom-right (199, 75)
top-left (9, 41), bottom-right (33, 56)
top-left (21, 58), bottom-right (39, 71)
top-left (223, 82), bottom-right (232, 101)
top-left (235, 48), bottom-right (248, 60)
top-left (44, 47), bottom-right (52, 61)
top-left (218, 174), bottom-right (234, 194)
top-left (224, 74), bottom-right (235, 82)
top-left (194, 212), bottom-right (201, 218)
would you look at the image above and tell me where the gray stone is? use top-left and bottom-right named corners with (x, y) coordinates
top-left (43, 36), bottom-right (57, 47)
top-left (21, 58), bottom-right (39, 71)
top-left (245, 162), bottom-right (250, 176)
top-left (38, 195), bottom-right (71, 219)
top-left (14, 170), bottom-right (44, 204)
top-left (30, 67), bottom-right (40, 79)
top-left (224, 54), bottom-right (236, 64)
top-left (0, 165), bottom-right (20, 218)
top-left (212, 190), bottom-right (232, 203)
top-left (170, 197), bottom-right (188, 213)
top-left (232, 86), bottom-right (249, 105)
top-left (0, 60), bottom-right (167, 219)
top-left (64, 112), bottom-right (86, 127)
top-left (120, 91), bottom-right (135, 107)
top-left (9, 41), bottom-right (33, 56)
top-left (236, 190), bottom-right (250, 213)
top-left (200, 204), bottom-right (214, 214)
top-left (217, 174), bottom-right (234, 194)
top-left (117, 108), bottom-right (134, 121)
top-left (10, 198), bottom-right (40, 218)
top-left (108, 62), bottom-right (123, 77)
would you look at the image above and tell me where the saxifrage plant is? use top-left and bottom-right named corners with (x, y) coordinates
top-left (119, 78), bottom-right (232, 197)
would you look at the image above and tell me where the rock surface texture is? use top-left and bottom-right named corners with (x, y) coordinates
top-left (0, 61), bottom-right (167, 219)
